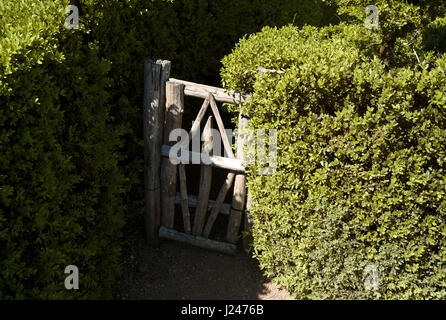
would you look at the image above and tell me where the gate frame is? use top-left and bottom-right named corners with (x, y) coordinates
top-left (143, 59), bottom-right (252, 255)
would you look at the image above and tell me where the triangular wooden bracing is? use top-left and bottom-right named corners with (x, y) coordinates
top-left (209, 94), bottom-right (235, 159)
top-left (189, 95), bottom-right (210, 143)
top-left (202, 172), bottom-right (236, 238)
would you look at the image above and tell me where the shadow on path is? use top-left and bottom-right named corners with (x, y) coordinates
top-left (114, 221), bottom-right (292, 300)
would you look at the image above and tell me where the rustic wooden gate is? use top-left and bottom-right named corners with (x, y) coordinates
top-left (143, 59), bottom-right (251, 255)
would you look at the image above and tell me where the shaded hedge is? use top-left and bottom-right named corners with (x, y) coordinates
top-left (221, 24), bottom-right (446, 299)
top-left (1, 0), bottom-right (328, 298)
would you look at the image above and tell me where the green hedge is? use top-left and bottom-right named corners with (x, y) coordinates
top-left (423, 16), bottom-right (446, 54)
top-left (1, 0), bottom-right (329, 298)
top-left (221, 24), bottom-right (446, 299)
top-left (0, 0), bottom-right (125, 299)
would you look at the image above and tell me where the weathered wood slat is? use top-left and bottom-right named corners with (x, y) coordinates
top-left (144, 59), bottom-right (170, 246)
top-left (209, 94), bottom-right (235, 159)
top-left (157, 60), bottom-right (172, 126)
top-left (226, 114), bottom-right (249, 244)
top-left (159, 226), bottom-right (237, 255)
top-left (175, 193), bottom-right (232, 216)
top-left (192, 116), bottom-right (213, 236)
top-left (203, 172), bottom-right (236, 238)
top-left (178, 164), bottom-right (191, 234)
top-left (169, 78), bottom-right (250, 104)
top-left (161, 145), bottom-right (245, 173)
top-left (161, 82), bottom-right (184, 229)
top-left (189, 96), bottom-right (210, 142)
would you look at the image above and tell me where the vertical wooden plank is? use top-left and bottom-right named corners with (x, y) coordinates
top-left (178, 164), bottom-right (191, 234)
top-left (144, 59), bottom-right (170, 246)
top-left (161, 82), bottom-right (184, 229)
top-left (192, 116), bottom-right (213, 236)
top-left (143, 60), bottom-right (160, 246)
top-left (202, 172), bottom-right (235, 238)
top-left (226, 113), bottom-right (249, 244)
top-left (157, 59), bottom-right (172, 130)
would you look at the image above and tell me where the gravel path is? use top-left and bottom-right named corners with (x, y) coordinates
top-left (114, 221), bottom-right (293, 300)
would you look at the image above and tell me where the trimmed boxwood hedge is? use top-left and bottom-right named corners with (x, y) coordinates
top-left (0, 0), bottom-right (125, 299)
top-left (221, 23), bottom-right (446, 299)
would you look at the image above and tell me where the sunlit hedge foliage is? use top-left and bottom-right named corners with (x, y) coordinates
top-left (222, 23), bottom-right (446, 299)
top-left (0, 0), bottom-right (125, 299)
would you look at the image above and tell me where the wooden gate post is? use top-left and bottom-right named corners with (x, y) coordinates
top-left (226, 113), bottom-right (249, 244)
top-left (143, 59), bottom-right (171, 246)
top-left (161, 81), bottom-right (185, 229)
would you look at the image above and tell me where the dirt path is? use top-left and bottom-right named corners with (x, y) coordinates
top-left (114, 221), bottom-right (293, 300)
